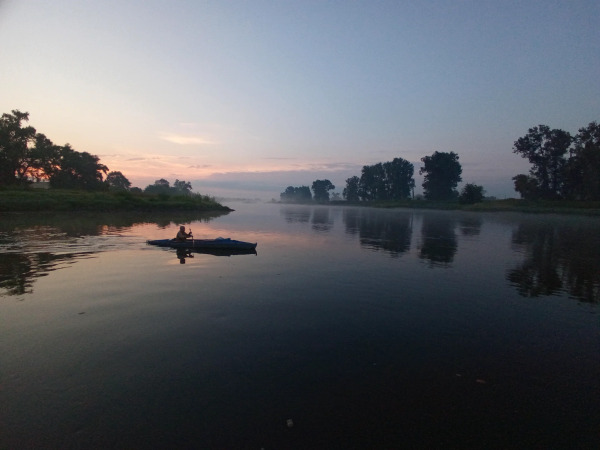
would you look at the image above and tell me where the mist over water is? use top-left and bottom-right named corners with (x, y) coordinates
top-left (1, 203), bottom-right (599, 448)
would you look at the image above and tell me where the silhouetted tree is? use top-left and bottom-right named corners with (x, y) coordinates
top-left (356, 157), bottom-right (415, 201)
top-left (343, 176), bottom-right (360, 201)
top-left (384, 157), bottom-right (415, 200)
top-left (106, 171), bottom-right (131, 191)
top-left (512, 174), bottom-right (539, 200)
top-left (29, 133), bottom-right (60, 181)
top-left (0, 110), bottom-right (36, 185)
top-left (311, 179), bottom-right (335, 202)
top-left (564, 121), bottom-right (600, 200)
top-left (144, 179), bottom-right (171, 195)
top-left (459, 183), bottom-right (485, 204)
top-left (48, 145), bottom-right (108, 190)
top-left (173, 179), bottom-right (193, 195)
top-left (513, 125), bottom-right (572, 199)
top-left (280, 186), bottom-right (312, 202)
top-left (359, 163), bottom-right (386, 200)
top-left (420, 151), bottom-right (462, 201)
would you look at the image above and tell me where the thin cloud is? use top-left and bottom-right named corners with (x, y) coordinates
top-left (161, 134), bottom-right (216, 145)
top-left (262, 156), bottom-right (298, 160)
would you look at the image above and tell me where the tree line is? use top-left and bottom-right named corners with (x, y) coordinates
top-left (281, 120), bottom-right (599, 204)
top-left (0, 110), bottom-right (196, 196)
top-left (512, 122), bottom-right (599, 200)
top-left (282, 153), bottom-right (484, 204)
top-left (4, 110), bottom-right (597, 202)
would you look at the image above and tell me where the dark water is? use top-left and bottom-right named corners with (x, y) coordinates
top-left (1, 203), bottom-right (599, 449)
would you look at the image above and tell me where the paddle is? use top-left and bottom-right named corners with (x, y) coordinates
top-left (190, 228), bottom-right (194, 247)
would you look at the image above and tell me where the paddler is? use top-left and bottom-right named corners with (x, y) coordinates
top-left (175, 225), bottom-right (193, 241)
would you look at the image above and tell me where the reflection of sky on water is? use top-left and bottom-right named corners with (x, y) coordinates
top-left (1, 203), bottom-right (599, 448)
top-left (2, 205), bottom-right (599, 303)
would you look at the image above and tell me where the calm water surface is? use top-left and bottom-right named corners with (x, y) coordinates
top-left (1, 203), bottom-right (599, 449)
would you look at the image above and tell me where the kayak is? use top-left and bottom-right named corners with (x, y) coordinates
top-left (147, 237), bottom-right (257, 250)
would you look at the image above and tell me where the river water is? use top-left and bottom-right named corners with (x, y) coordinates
top-left (1, 202), bottom-right (599, 449)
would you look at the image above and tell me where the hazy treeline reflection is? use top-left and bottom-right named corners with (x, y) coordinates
top-left (507, 219), bottom-right (600, 303)
top-left (343, 208), bottom-right (412, 257)
top-left (0, 252), bottom-right (92, 296)
top-left (280, 206), bottom-right (599, 302)
top-left (0, 210), bottom-right (229, 296)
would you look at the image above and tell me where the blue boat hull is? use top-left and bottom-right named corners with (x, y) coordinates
top-left (147, 238), bottom-right (257, 250)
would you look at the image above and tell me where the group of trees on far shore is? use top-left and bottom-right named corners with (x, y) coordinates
top-left (0, 110), bottom-right (197, 197)
top-left (281, 152), bottom-right (483, 204)
top-left (280, 180), bottom-right (338, 203)
top-left (512, 122), bottom-right (600, 200)
top-left (281, 120), bottom-right (599, 204)
top-left (4, 110), bottom-right (598, 203)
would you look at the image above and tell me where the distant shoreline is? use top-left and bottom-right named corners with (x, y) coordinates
top-left (278, 199), bottom-right (600, 216)
top-left (0, 188), bottom-right (233, 212)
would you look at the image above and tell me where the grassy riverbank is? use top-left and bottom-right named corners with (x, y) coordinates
top-left (329, 198), bottom-right (600, 215)
top-left (0, 188), bottom-right (232, 212)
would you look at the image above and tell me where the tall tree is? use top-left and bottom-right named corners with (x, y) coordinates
top-left (420, 151), bottom-right (462, 201)
top-left (311, 179), bottom-right (335, 202)
top-left (565, 121), bottom-right (600, 200)
top-left (0, 110), bottom-right (36, 185)
top-left (512, 125), bottom-right (572, 199)
top-left (343, 176), bottom-right (360, 201)
top-left (29, 133), bottom-right (61, 181)
top-left (384, 157), bottom-right (415, 200)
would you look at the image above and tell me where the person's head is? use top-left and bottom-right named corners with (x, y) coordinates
top-left (180, 226), bottom-right (185, 231)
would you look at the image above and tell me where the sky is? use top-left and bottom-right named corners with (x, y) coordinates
top-left (1, 0), bottom-right (599, 199)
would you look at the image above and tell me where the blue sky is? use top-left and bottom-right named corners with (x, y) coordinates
top-left (1, 0), bottom-right (598, 199)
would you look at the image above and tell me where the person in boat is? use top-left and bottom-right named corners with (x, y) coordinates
top-left (175, 226), bottom-right (193, 242)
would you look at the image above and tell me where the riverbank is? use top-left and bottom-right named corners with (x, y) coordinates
top-left (328, 198), bottom-right (600, 215)
top-left (0, 188), bottom-right (232, 212)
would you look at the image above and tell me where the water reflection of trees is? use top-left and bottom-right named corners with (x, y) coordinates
top-left (507, 221), bottom-right (600, 303)
top-left (0, 252), bottom-right (91, 296)
top-left (280, 206), bottom-right (312, 224)
top-left (312, 208), bottom-right (333, 232)
top-left (279, 206), bottom-right (334, 232)
top-left (0, 210), bottom-right (229, 235)
top-left (458, 215), bottom-right (482, 236)
top-left (418, 214), bottom-right (457, 267)
top-left (343, 209), bottom-right (412, 256)
top-left (0, 210), bottom-right (229, 296)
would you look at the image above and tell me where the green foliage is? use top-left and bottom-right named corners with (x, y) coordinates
top-left (0, 188), bottom-right (229, 212)
top-left (280, 186), bottom-right (312, 202)
top-left (459, 183), bottom-right (485, 204)
top-left (311, 179), bottom-right (335, 202)
top-left (420, 151), bottom-right (462, 201)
